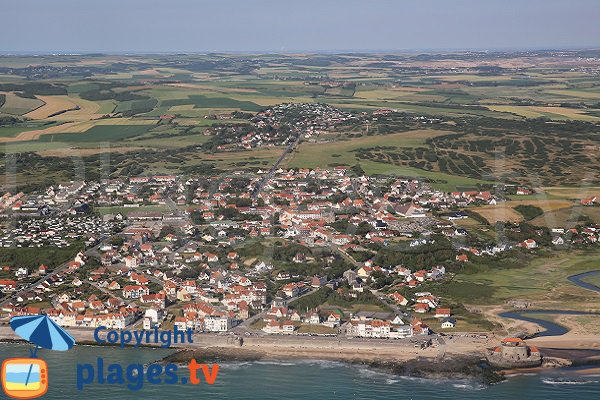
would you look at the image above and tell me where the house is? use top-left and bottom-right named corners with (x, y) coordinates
top-left (456, 254), bottom-right (469, 263)
top-left (290, 310), bottom-right (302, 322)
top-left (352, 282), bottom-right (364, 293)
top-left (263, 320), bottom-right (282, 334)
top-left (441, 317), bottom-right (457, 329)
top-left (413, 303), bottom-right (429, 314)
top-left (281, 320), bottom-right (296, 334)
top-left (410, 318), bottom-right (431, 335)
top-left (304, 311), bottom-right (321, 324)
top-left (324, 312), bottom-right (341, 328)
top-left (0, 279), bottom-right (17, 291)
top-left (519, 239), bottom-right (537, 249)
top-left (435, 308), bottom-right (451, 318)
top-left (389, 292), bottom-right (408, 306)
top-left (15, 268), bottom-right (28, 278)
top-left (205, 253), bottom-right (219, 262)
top-left (357, 266), bottom-right (373, 279)
top-left (266, 307), bottom-right (288, 319)
top-left (311, 276), bottom-right (327, 288)
top-left (348, 318), bottom-right (397, 338)
top-left (125, 256), bottom-right (138, 269)
top-left (395, 203), bottom-right (426, 218)
top-left (122, 285), bottom-right (149, 299)
top-left (581, 196), bottom-right (598, 206)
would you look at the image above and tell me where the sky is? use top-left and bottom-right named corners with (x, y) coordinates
top-left (2, 0), bottom-right (599, 53)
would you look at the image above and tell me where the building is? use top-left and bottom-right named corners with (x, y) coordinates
top-left (487, 338), bottom-right (542, 368)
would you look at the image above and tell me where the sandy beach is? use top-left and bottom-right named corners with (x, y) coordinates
top-left (0, 324), bottom-right (596, 369)
top-left (0, 325), bottom-right (491, 362)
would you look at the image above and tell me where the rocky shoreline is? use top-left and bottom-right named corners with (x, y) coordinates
top-left (159, 347), bottom-right (505, 385)
top-left (0, 336), bottom-right (589, 385)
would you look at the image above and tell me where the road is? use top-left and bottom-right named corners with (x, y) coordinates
top-left (231, 287), bottom-right (316, 334)
top-left (330, 243), bottom-right (361, 268)
top-left (252, 133), bottom-right (302, 199)
top-left (165, 197), bottom-right (180, 215)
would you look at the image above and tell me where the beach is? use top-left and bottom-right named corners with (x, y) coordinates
top-left (1, 323), bottom-right (597, 383)
top-left (0, 325), bottom-right (492, 363)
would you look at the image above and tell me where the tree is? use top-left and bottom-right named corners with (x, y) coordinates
top-left (190, 210), bottom-right (205, 225)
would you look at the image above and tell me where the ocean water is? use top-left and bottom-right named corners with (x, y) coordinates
top-left (0, 344), bottom-right (599, 399)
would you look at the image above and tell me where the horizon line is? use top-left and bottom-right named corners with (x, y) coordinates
top-left (1, 46), bottom-right (600, 57)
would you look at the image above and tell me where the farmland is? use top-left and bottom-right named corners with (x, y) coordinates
top-left (0, 51), bottom-right (598, 191)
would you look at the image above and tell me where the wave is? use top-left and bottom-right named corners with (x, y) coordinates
top-left (451, 382), bottom-right (485, 391)
top-left (504, 373), bottom-right (537, 378)
top-left (217, 362), bottom-right (253, 370)
top-left (354, 366), bottom-right (483, 390)
top-left (218, 359), bottom-right (347, 370)
top-left (542, 378), bottom-right (600, 385)
top-left (254, 361), bottom-right (296, 366)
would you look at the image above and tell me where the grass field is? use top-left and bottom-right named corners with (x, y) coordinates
top-left (449, 249), bottom-right (600, 308)
top-left (37, 124), bottom-right (156, 143)
top-left (531, 205), bottom-right (600, 227)
top-left (0, 53), bottom-right (598, 190)
top-left (580, 273), bottom-right (600, 289)
top-left (0, 92), bottom-right (44, 115)
top-left (475, 200), bottom-right (574, 225)
top-left (24, 95), bottom-right (78, 119)
top-left (287, 130), bottom-right (493, 190)
top-left (488, 105), bottom-right (600, 121)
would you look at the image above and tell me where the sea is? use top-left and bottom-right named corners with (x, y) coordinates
top-left (0, 344), bottom-right (599, 399)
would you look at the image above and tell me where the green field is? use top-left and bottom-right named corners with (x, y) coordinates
top-left (161, 94), bottom-right (263, 111)
top-left (443, 249), bottom-right (600, 307)
top-left (287, 130), bottom-right (493, 190)
top-left (0, 92), bottom-right (44, 115)
top-left (581, 273), bottom-right (600, 289)
top-left (0, 52), bottom-right (598, 191)
top-left (38, 124), bottom-right (155, 143)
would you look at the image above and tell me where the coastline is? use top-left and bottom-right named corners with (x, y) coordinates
top-left (1, 326), bottom-right (596, 384)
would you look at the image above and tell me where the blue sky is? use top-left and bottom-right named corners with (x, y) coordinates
top-left (2, 0), bottom-right (599, 53)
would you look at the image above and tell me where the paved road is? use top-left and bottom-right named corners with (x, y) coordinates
top-left (330, 244), bottom-right (361, 268)
top-left (252, 134), bottom-right (302, 199)
top-left (231, 288), bottom-right (316, 334)
top-left (165, 197), bottom-right (180, 215)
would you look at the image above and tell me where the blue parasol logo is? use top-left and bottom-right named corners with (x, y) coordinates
top-left (10, 314), bottom-right (76, 354)
top-left (5, 315), bottom-right (76, 392)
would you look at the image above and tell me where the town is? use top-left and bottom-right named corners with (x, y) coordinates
top-left (0, 165), bottom-right (597, 343)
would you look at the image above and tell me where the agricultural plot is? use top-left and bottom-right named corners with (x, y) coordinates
top-left (161, 94), bottom-right (263, 111)
top-left (488, 105), bottom-right (599, 121)
top-left (531, 205), bottom-right (600, 227)
top-left (37, 124), bottom-right (156, 143)
top-left (0, 52), bottom-right (598, 191)
top-left (24, 95), bottom-right (78, 119)
top-left (475, 200), bottom-right (572, 225)
top-left (0, 92), bottom-right (44, 115)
